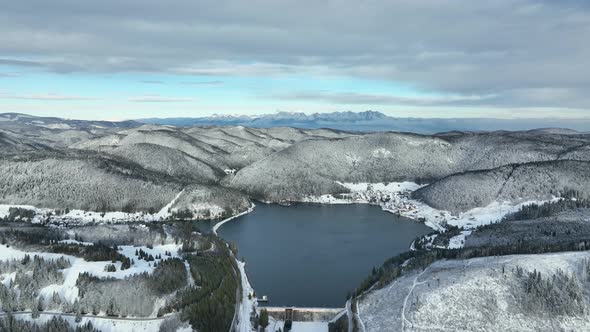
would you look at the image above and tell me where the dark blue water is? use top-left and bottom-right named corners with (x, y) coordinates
top-left (217, 203), bottom-right (431, 307)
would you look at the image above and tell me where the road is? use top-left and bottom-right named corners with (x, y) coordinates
top-left (346, 300), bottom-right (353, 332)
top-left (401, 266), bottom-right (430, 331)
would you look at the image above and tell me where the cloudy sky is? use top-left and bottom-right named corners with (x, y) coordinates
top-left (0, 0), bottom-right (589, 120)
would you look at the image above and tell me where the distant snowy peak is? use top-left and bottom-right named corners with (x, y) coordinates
top-left (138, 111), bottom-right (590, 133)
top-left (3, 112), bottom-right (588, 134)
top-left (139, 111), bottom-right (390, 129)
top-left (0, 112), bottom-right (139, 130)
top-left (209, 113), bottom-right (256, 120)
top-left (258, 110), bottom-right (386, 122)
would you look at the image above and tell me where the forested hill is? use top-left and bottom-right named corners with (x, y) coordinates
top-left (413, 160), bottom-right (590, 213)
top-left (3, 112), bottom-right (590, 217)
top-left (228, 131), bottom-right (590, 202)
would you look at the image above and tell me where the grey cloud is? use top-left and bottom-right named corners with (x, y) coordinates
top-left (0, 1), bottom-right (589, 108)
top-left (272, 91), bottom-right (497, 107)
top-left (274, 88), bottom-right (590, 109)
top-left (0, 58), bottom-right (45, 67)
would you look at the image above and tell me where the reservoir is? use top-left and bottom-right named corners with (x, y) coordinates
top-left (217, 203), bottom-right (431, 307)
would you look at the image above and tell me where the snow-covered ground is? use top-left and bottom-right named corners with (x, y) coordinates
top-left (11, 312), bottom-right (168, 332)
top-left (155, 189), bottom-right (185, 219)
top-left (58, 239), bottom-right (94, 246)
top-left (267, 318), bottom-right (328, 332)
top-left (0, 242), bottom-right (181, 310)
top-left (0, 189), bottom-right (186, 224)
top-left (303, 182), bottom-right (556, 238)
top-left (358, 251), bottom-right (590, 332)
top-left (339, 181), bottom-right (423, 193)
top-left (447, 230), bottom-right (472, 249)
top-left (0, 204), bottom-right (167, 224)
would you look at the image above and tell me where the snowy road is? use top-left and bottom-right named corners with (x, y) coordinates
top-left (236, 259), bottom-right (256, 332)
top-left (346, 300), bottom-right (353, 332)
top-left (401, 266), bottom-right (430, 331)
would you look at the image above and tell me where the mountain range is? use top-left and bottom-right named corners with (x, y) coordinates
top-left (2, 112), bottom-right (590, 218)
top-left (139, 111), bottom-right (590, 134)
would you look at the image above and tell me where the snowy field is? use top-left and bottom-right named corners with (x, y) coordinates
top-left (9, 312), bottom-right (169, 332)
top-left (0, 242), bottom-right (182, 313)
top-left (358, 251), bottom-right (590, 332)
top-left (0, 204), bottom-right (171, 224)
top-left (266, 319), bottom-right (328, 332)
top-left (0, 190), bottom-right (185, 224)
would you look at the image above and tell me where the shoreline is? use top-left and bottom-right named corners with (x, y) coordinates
top-left (235, 259), bottom-right (256, 332)
top-left (208, 184), bottom-right (550, 326)
top-left (300, 184), bottom-right (554, 233)
top-left (212, 203), bottom-right (256, 235)
top-left (209, 203), bottom-right (257, 330)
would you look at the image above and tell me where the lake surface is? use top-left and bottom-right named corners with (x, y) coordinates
top-left (217, 203), bottom-right (431, 307)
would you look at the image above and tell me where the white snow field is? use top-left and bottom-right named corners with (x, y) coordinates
top-left (11, 312), bottom-right (168, 332)
top-left (266, 319), bottom-right (328, 332)
top-left (0, 203), bottom-right (173, 224)
top-left (0, 243), bottom-right (181, 311)
top-left (358, 251), bottom-right (590, 332)
top-left (0, 188), bottom-right (187, 224)
top-left (0, 185), bottom-right (249, 225)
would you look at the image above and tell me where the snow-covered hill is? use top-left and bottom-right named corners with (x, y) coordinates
top-left (414, 160), bottom-right (590, 213)
top-left (229, 131), bottom-right (590, 202)
top-left (358, 251), bottom-right (590, 332)
top-left (4, 112), bottom-right (590, 225)
top-left (0, 151), bottom-right (182, 213)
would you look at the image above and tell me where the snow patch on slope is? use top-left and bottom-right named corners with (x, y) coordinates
top-left (0, 192), bottom-right (185, 224)
top-left (14, 313), bottom-right (166, 332)
top-left (156, 189), bottom-right (184, 219)
top-left (359, 251), bottom-right (590, 332)
top-left (267, 320), bottom-right (328, 332)
top-left (448, 230), bottom-right (472, 249)
top-left (40, 123), bottom-right (72, 130)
